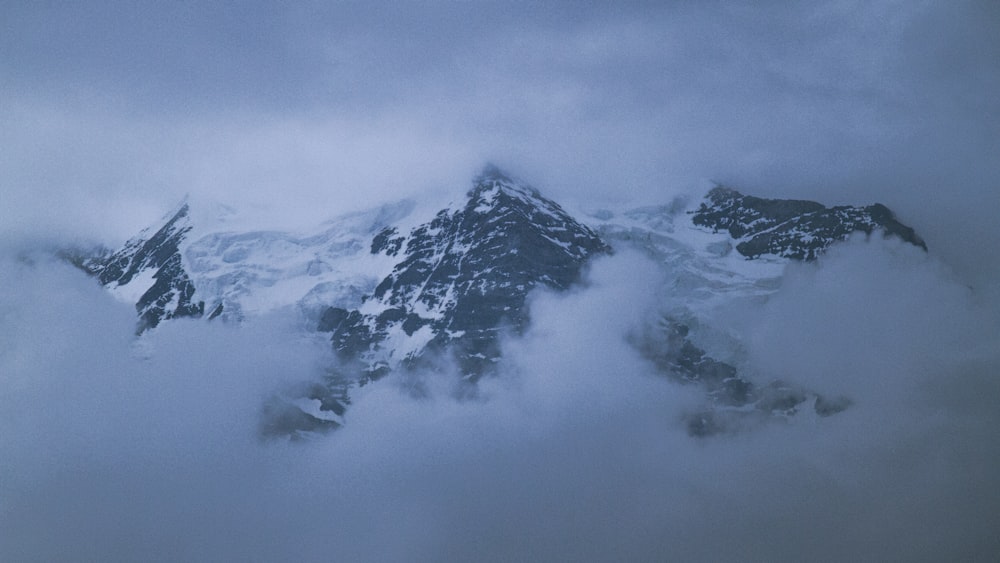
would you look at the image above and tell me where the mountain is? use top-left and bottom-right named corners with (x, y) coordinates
top-left (78, 200), bottom-right (203, 333)
top-left (320, 165), bottom-right (610, 384)
top-left (692, 185), bottom-right (926, 260)
top-left (71, 167), bottom-right (926, 438)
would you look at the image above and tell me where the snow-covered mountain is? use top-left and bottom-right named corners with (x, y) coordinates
top-left (73, 166), bottom-right (926, 437)
top-left (692, 185), bottom-right (926, 260)
top-left (77, 200), bottom-right (203, 333)
top-left (322, 165), bottom-right (610, 383)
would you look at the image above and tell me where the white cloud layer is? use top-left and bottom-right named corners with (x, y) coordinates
top-left (1, 245), bottom-right (998, 562)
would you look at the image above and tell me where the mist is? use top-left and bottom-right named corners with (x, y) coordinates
top-left (2, 243), bottom-right (998, 562)
top-left (2, 2), bottom-right (999, 561)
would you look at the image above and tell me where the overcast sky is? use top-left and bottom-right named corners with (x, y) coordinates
top-left (2, 1), bottom-right (999, 285)
top-left (2, 3), bottom-right (1000, 561)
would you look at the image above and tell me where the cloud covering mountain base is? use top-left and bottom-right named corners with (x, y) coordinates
top-left (2, 243), bottom-right (997, 562)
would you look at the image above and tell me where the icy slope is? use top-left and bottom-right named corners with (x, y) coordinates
top-left (184, 200), bottom-right (416, 325)
top-left (80, 199), bottom-right (418, 333)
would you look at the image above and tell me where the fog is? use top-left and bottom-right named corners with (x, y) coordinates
top-left (2, 2), bottom-right (999, 561)
top-left (2, 244), bottom-right (998, 561)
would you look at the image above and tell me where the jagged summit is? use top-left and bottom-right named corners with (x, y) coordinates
top-left (323, 165), bottom-right (610, 384)
top-left (471, 164), bottom-right (540, 198)
top-left (474, 162), bottom-right (512, 184)
top-left (466, 165), bottom-right (572, 225)
top-left (692, 185), bottom-right (926, 260)
top-left (85, 201), bottom-right (203, 332)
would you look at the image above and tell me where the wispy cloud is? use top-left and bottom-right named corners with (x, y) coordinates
top-left (2, 243), bottom-right (998, 561)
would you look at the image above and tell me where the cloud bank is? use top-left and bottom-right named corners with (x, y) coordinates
top-left (1, 244), bottom-right (998, 562)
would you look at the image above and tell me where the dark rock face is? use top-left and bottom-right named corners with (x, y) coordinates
top-left (637, 319), bottom-right (850, 435)
top-left (692, 186), bottom-right (926, 260)
top-left (258, 379), bottom-right (350, 440)
top-left (322, 165), bottom-right (611, 382)
top-left (82, 203), bottom-right (204, 332)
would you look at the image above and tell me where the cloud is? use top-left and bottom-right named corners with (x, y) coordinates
top-left (2, 245), bottom-right (999, 561)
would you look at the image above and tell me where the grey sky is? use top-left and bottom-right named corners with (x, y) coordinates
top-left (4, 2), bottom-right (997, 290)
top-left (3, 2), bottom-right (997, 287)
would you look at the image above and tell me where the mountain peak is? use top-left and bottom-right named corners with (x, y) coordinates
top-left (470, 164), bottom-right (541, 200)
top-left (86, 197), bottom-right (202, 332)
top-left (475, 163), bottom-right (512, 184)
top-left (693, 185), bottom-right (926, 260)
top-left (704, 184), bottom-right (740, 201)
top-left (323, 168), bottom-right (610, 386)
